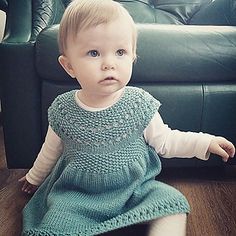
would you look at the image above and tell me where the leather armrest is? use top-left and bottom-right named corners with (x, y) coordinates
top-left (2, 0), bottom-right (32, 43)
top-left (1, 0), bottom-right (65, 43)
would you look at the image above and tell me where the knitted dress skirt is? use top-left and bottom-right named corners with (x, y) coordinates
top-left (22, 87), bottom-right (190, 236)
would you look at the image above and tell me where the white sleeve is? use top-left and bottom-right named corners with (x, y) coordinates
top-left (144, 112), bottom-right (214, 160)
top-left (26, 126), bottom-right (63, 186)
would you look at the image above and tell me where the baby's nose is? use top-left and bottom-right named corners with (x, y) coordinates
top-left (101, 58), bottom-right (115, 70)
top-left (102, 64), bottom-right (115, 70)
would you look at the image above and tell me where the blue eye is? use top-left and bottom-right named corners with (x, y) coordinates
top-left (88, 50), bottom-right (100, 57)
top-left (116, 49), bottom-right (126, 56)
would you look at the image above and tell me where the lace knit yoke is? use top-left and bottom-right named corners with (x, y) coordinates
top-left (48, 87), bottom-right (161, 174)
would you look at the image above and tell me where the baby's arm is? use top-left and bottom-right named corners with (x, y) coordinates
top-left (19, 126), bottom-right (63, 194)
top-left (144, 112), bottom-right (235, 160)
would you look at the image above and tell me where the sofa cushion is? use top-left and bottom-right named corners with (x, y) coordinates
top-left (36, 24), bottom-right (236, 83)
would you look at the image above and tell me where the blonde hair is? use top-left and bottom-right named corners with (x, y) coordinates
top-left (58, 0), bottom-right (137, 59)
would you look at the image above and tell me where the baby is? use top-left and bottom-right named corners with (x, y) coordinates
top-left (19, 0), bottom-right (235, 235)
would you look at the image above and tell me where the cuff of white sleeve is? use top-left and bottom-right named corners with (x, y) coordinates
top-left (195, 133), bottom-right (215, 161)
top-left (25, 171), bottom-right (42, 186)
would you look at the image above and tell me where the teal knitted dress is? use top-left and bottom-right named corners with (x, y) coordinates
top-left (22, 87), bottom-right (190, 236)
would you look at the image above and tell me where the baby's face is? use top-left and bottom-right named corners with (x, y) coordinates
top-left (60, 17), bottom-right (135, 101)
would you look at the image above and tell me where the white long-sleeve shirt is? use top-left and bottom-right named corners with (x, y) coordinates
top-left (26, 91), bottom-right (214, 186)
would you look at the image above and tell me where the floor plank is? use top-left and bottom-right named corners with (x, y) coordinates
top-left (159, 167), bottom-right (236, 236)
top-left (0, 169), bottom-right (30, 236)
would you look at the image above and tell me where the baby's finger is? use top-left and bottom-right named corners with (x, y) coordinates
top-left (23, 183), bottom-right (38, 194)
top-left (22, 182), bottom-right (29, 192)
top-left (227, 145), bottom-right (235, 158)
top-left (23, 186), bottom-right (32, 194)
top-left (220, 142), bottom-right (235, 158)
top-left (18, 176), bottom-right (26, 182)
top-left (215, 146), bottom-right (229, 161)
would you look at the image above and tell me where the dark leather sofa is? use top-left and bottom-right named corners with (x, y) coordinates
top-left (0, 0), bottom-right (236, 169)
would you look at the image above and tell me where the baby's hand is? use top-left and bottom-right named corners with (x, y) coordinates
top-left (18, 176), bottom-right (38, 194)
top-left (208, 137), bottom-right (235, 162)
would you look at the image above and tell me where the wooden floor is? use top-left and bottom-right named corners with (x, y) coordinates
top-left (0, 127), bottom-right (236, 236)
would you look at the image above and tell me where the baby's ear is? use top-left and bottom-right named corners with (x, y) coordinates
top-left (58, 55), bottom-right (76, 78)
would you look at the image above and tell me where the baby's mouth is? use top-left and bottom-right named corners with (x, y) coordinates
top-left (104, 76), bottom-right (116, 81)
top-left (100, 76), bottom-right (117, 82)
